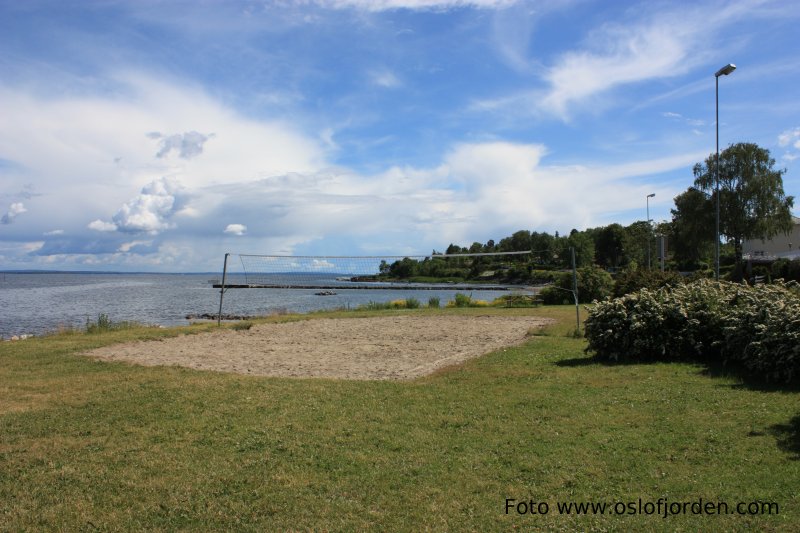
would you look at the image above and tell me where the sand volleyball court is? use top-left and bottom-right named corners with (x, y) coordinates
top-left (84, 314), bottom-right (553, 380)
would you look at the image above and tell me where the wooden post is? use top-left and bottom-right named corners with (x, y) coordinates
top-left (217, 253), bottom-right (230, 326)
top-left (571, 246), bottom-right (580, 334)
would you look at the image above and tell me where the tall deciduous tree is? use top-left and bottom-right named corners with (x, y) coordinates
top-left (669, 187), bottom-right (715, 268)
top-left (593, 223), bottom-right (627, 269)
top-left (693, 142), bottom-right (794, 268)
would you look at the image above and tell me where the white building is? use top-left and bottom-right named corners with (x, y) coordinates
top-left (742, 216), bottom-right (800, 261)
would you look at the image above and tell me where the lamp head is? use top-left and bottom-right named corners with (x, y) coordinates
top-left (715, 63), bottom-right (736, 77)
top-left (647, 193), bottom-right (656, 198)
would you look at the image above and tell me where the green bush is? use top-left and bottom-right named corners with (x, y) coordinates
top-left (612, 268), bottom-right (684, 297)
top-left (404, 297), bottom-right (421, 309)
top-left (452, 293), bottom-right (472, 307)
top-left (584, 279), bottom-right (800, 383)
top-left (427, 297), bottom-right (440, 309)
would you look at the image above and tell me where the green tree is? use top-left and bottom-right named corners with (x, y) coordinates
top-left (622, 221), bottom-right (652, 268)
top-left (593, 223), bottom-right (627, 269)
top-left (693, 142), bottom-right (794, 269)
top-left (530, 231), bottom-right (557, 265)
top-left (669, 187), bottom-right (715, 268)
top-left (566, 229), bottom-right (595, 267)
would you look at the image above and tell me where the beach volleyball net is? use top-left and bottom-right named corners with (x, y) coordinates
top-left (212, 251), bottom-right (535, 323)
top-left (215, 251), bottom-right (533, 290)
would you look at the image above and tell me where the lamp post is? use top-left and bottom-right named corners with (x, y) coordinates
top-left (647, 193), bottom-right (655, 269)
top-left (715, 63), bottom-right (736, 281)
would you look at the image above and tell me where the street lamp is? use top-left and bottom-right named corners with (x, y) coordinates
top-left (647, 193), bottom-right (655, 269)
top-left (715, 63), bottom-right (736, 280)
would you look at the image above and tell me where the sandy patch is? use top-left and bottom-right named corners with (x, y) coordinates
top-left (83, 315), bottom-right (553, 380)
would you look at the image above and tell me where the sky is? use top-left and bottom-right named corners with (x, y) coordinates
top-left (1, 0), bottom-right (799, 272)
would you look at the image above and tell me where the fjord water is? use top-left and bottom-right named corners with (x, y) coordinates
top-left (0, 272), bottom-right (512, 339)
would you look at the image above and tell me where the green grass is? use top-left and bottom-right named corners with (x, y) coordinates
top-left (1, 306), bottom-right (798, 531)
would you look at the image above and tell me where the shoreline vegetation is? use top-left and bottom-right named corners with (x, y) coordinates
top-left (1, 304), bottom-right (797, 530)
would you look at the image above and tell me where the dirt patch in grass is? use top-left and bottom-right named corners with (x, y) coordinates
top-left (82, 315), bottom-right (553, 380)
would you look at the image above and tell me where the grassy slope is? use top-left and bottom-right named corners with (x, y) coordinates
top-left (0, 307), bottom-right (798, 531)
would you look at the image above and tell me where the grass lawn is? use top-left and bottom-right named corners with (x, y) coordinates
top-left (1, 306), bottom-right (798, 531)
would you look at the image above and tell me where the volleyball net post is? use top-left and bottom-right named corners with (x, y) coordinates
top-left (217, 252), bottom-right (230, 326)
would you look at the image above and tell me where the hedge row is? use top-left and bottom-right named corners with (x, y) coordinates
top-left (584, 279), bottom-right (800, 383)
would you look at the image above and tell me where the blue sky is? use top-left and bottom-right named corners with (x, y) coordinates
top-left (1, 0), bottom-right (798, 271)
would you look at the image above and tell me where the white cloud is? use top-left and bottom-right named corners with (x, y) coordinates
top-left (1, 202), bottom-right (26, 224)
top-left (148, 131), bottom-right (213, 159)
top-left (311, 259), bottom-right (335, 269)
top-left (474, 1), bottom-right (764, 120)
top-left (662, 111), bottom-right (706, 128)
top-left (87, 219), bottom-right (118, 232)
top-left (224, 223), bottom-right (247, 235)
top-left (778, 127), bottom-right (800, 149)
top-left (43, 229), bottom-right (65, 236)
top-left (117, 240), bottom-right (154, 252)
top-left (110, 177), bottom-right (188, 234)
top-left (191, 141), bottom-right (700, 255)
top-left (0, 65), bottom-right (706, 269)
top-left (370, 69), bottom-right (401, 88)
top-left (541, 22), bottom-right (698, 118)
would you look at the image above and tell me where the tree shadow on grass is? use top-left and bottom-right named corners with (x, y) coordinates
top-left (553, 355), bottom-right (602, 367)
top-left (699, 360), bottom-right (800, 393)
top-left (768, 415), bottom-right (800, 460)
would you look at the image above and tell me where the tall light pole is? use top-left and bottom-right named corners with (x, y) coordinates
top-left (715, 63), bottom-right (736, 281)
top-left (647, 193), bottom-right (655, 269)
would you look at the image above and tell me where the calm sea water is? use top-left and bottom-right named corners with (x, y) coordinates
top-left (0, 272), bottom-right (517, 339)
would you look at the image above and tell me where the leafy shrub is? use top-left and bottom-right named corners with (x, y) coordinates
top-left (404, 297), bottom-right (421, 309)
top-left (612, 269), bottom-right (684, 297)
top-left (427, 296), bottom-right (440, 308)
top-left (231, 321), bottom-right (253, 331)
top-left (584, 279), bottom-right (800, 383)
top-left (452, 293), bottom-right (473, 307)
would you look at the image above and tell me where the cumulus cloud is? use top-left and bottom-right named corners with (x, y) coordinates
top-left (43, 229), bottom-right (65, 236)
top-left (88, 177), bottom-right (188, 234)
top-left (1, 202), bottom-right (26, 224)
top-left (148, 131), bottom-right (213, 159)
top-left (192, 141), bottom-right (700, 255)
top-left (87, 220), bottom-right (118, 232)
top-left (224, 223), bottom-right (247, 235)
